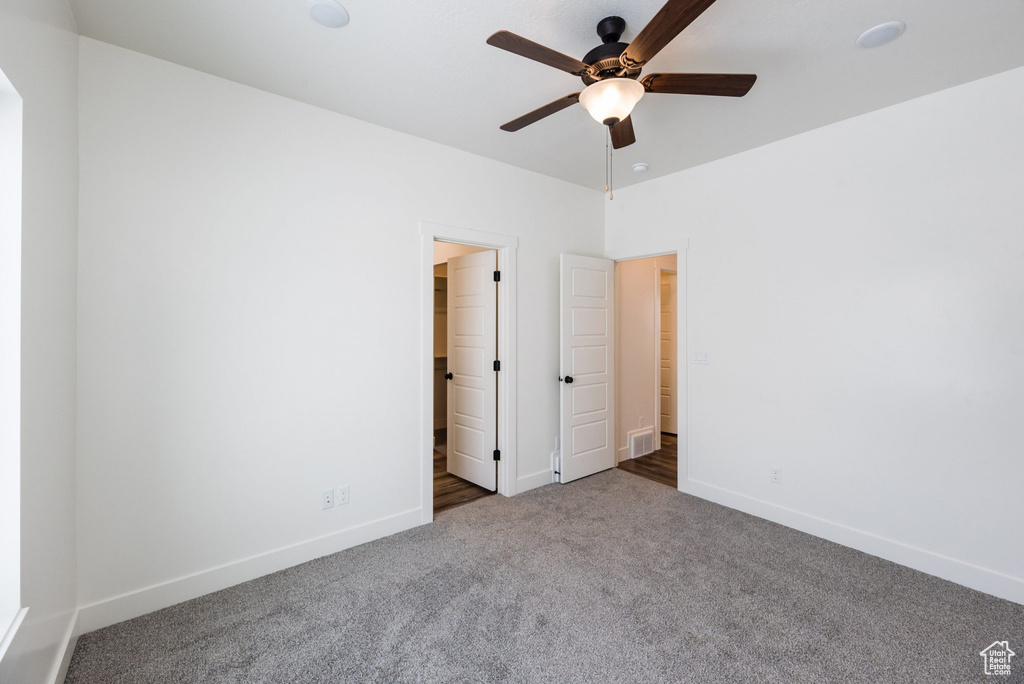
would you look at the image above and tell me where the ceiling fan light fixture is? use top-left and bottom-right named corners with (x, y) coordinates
top-left (579, 78), bottom-right (645, 126)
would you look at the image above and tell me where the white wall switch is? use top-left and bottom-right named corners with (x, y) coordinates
top-left (322, 489), bottom-right (334, 509)
top-left (336, 484), bottom-right (350, 505)
top-left (692, 351), bottom-right (710, 365)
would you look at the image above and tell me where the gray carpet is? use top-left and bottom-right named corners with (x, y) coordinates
top-left (66, 470), bottom-right (1023, 683)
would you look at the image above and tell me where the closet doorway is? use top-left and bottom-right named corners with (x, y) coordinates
top-left (431, 240), bottom-right (497, 514)
top-left (614, 254), bottom-right (679, 488)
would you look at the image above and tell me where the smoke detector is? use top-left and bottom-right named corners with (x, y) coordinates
top-left (857, 21), bottom-right (905, 49)
top-left (308, 0), bottom-right (349, 28)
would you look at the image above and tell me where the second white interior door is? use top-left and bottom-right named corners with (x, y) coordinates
top-left (559, 254), bottom-right (615, 483)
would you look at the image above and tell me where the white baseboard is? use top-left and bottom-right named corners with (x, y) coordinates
top-left (518, 468), bottom-right (555, 492)
top-left (616, 446), bottom-right (629, 463)
top-left (75, 508), bottom-right (424, 635)
top-left (50, 610), bottom-right (78, 684)
top-left (680, 478), bottom-right (1024, 605)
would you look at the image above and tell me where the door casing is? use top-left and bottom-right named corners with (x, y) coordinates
top-left (420, 222), bottom-right (518, 524)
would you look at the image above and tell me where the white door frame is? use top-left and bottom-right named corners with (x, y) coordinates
top-left (606, 240), bottom-right (688, 490)
top-left (420, 222), bottom-right (518, 524)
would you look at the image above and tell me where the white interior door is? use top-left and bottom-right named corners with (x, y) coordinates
top-left (660, 272), bottom-right (678, 434)
top-left (446, 250), bottom-right (497, 491)
top-left (559, 254), bottom-right (615, 483)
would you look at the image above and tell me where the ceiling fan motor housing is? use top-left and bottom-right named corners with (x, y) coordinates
top-left (582, 17), bottom-right (642, 85)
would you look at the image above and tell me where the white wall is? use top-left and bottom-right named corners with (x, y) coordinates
top-left (76, 38), bottom-right (603, 627)
top-left (0, 0), bottom-right (80, 682)
top-left (606, 66), bottom-right (1024, 603)
top-left (615, 254), bottom-right (676, 462)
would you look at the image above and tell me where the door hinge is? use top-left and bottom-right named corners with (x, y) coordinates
top-left (493, 449), bottom-right (501, 461)
top-left (493, 270), bottom-right (501, 282)
top-left (493, 360), bottom-right (500, 372)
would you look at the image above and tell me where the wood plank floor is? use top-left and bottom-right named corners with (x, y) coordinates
top-left (616, 433), bottom-right (678, 488)
top-left (433, 429), bottom-right (495, 515)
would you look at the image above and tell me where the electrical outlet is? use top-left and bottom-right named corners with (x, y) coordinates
top-left (322, 489), bottom-right (334, 509)
top-left (336, 484), bottom-right (350, 505)
top-left (770, 467), bottom-right (782, 485)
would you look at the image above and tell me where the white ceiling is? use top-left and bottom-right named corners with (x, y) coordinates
top-left (67, 0), bottom-right (1024, 189)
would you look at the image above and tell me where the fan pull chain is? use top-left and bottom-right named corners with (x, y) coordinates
top-left (609, 129), bottom-right (614, 201)
top-left (604, 128), bottom-right (610, 193)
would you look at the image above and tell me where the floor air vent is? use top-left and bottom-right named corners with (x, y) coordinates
top-left (629, 429), bottom-right (654, 459)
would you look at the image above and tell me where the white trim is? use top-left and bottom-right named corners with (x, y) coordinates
top-left (605, 239), bottom-right (688, 263)
top-left (0, 607), bottom-right (27, 664)
top-left (420, 222), bottom-right (519, 524)
top-left (75, 508), bottom-right (422, 634)
top-left (680, 478), bottom-right (1024, 605)
top-left (0, 68), bottom-right (24, 653)
top-left (49, 609), bottom-right (78, 684)
top-left (516, 469), bottom-right (555, 492)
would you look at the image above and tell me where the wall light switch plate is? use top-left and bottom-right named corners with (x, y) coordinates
top-left (692, 351), bottom-right (710, 365)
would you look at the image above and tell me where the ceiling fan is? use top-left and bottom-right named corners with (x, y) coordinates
top-left (487, 0), bottom-right (757, 150)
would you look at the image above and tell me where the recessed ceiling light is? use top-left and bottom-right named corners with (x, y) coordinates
top-left (308, 0), bottom-right (349, 28)
top-left (857, 21), bottom-right (906, 49)
top-left (632, 162), bottom-right (649, 173)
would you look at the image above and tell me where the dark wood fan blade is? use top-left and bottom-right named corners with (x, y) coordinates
top-left (610, 116), bottom-right (636, 149)
top-left (620, 0), bottom-right (718, 68)
top-left (500, 93), bottom-right (581, 132)
top-left (642, 73), bottom-right (757, 97)
top-left (487, 31), bottom-right (592, 76)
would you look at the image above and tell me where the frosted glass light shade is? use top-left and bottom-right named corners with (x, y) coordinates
top-left (578, 78), bottom-right (645, 126)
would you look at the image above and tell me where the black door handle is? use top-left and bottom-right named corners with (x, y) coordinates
top-left (444, 372), bottom-right (453, 380)
top-left (560, 375), bottom-right (574, 384)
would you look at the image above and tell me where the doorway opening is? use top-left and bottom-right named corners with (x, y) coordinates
top-left (432, 240), bottom-right (497, 514)
top-left (420, 223), bottom-right (519, 524)
top-left (613, 254), bottom-right (679, 489)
